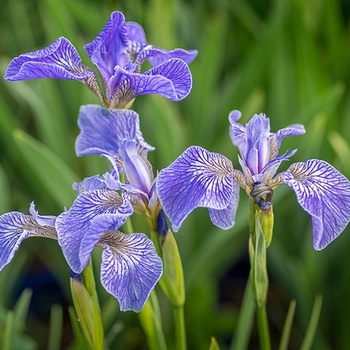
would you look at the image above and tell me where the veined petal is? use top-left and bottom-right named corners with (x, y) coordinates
top-left (4, 37), bottom-right (95, 82)
top-left (56, 190), bottom-right (133, 273)
top-left (208, 182), bottom-right (240, 229)
top-left (260, 149), bottom-right (297, 181)
top-left (84, 11), bottom-right (129, 85)
top-left (0, 205), bottom-right (57, 271)
top-left (75, 105), bottom-right (154, 157)
top-left (275, 124), bottom-right (305, 147)
top-left (72, 175), bottom-right (108, 193)
top-left (99, 231), bottom-right (162, 312)
top-left (137, 46), bottom-right (198, 66)
top-left (29, 202), bottom-right (57, 227)
top-left (229, 111), bottom-right (271, 174)
top-left (157, 146), bottom-right (235, 231)
top-left (114, 58), bottom-right (193, 102)
top-left (119, 140), bottom-right (154, 195)
top-left (284, 159), bottom-right (350, 250)
top-left (126, 22), bottom-right (147, 56)
top-left (228, 110), bottom-right (246, 151)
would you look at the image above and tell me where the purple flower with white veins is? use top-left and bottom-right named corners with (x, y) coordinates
top-left (4, 11), bottom-right (197, 109)
top-left (75, 105), bottom-right (164, 231)
top-left (0, 202), bottom-right (57, 271)
top-left (157, 110), bottom-right (350, 250)
top-left (56, 177), bottom-right (163, 312)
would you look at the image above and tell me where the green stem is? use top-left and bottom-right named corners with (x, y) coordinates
top-left (230, 280), bottom-right (255, 350)
top-left (173, 305), bottom-right (186, 350)
top-left (70, 258), bottom-right (104, 349)
top-left (81, 260), bottom-right (104, 350)
top-left (256, 304), bottom-right (271, 350)
top-left (138, 290), bottom-right (167, 350)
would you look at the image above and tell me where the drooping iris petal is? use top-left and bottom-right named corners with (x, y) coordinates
top-left (114, 58), bottom-right (193, 102)
top-left (4, 37), bottom-right (95, 82)
top-left (0, 205), bottom-right (57, 271)
top-left (284, 159), bottom-right (350, 250)
top-left (75, 105), bottom-right (153, 157)
top-left (99, 231), bottom-right (162, 312)
top-left (208, 183), bottom-right (240, 229)
top-left (84, 11), bottom-right (129, 85)
top-left (157, 146), bottom-right (235, 231)
top-left (56, 190), bottom-right (133, 273)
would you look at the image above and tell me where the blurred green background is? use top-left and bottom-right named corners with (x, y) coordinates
top-left (1, 0), bottom-right (350, 349)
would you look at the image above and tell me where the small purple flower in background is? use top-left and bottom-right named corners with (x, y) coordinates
top-left (75, 105), bottom-right (164, 231)
top-left (0, 203), bottom-right (57, 271)
top-left (157, 110), bottom-right (350, 250)
top-left (4, 11), bottom-right (197, 108)
top-left (56, 177), bottom-right (162, 312)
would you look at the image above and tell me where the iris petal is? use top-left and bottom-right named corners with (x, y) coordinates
top-left (208, 184), bottom-right (240, 229)
top-left (4, 37), bottom-right (94, 82)
top-left (84, 11), bottom-right (129, 85)
top-left (114, 58), bottom-right (193, 102)
top-left (75, 105), bottom-right (153, 157)
top-left (137, 46), bottom-right (198, 66)
top-left (0, 205), bottom-right (57, 271)
top-left (157, 146), bottom-right (235, 231)
top-left (100, 231), bottom-right (162, 312)
top-left (56, 190), bottom-right (133, 273)
top-left (275, 124), bottom-right (305, 147)
top-left (284, 159), bottom-right (350, 250)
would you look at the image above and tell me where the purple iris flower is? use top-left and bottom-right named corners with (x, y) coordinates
top-left (0, 203), bottom-right (57, 271)
top-left (75, 105), bottom-right (164, 230)
top-left (157, 110), bottom-right (350, 250)
top-left (56, 176), bottom-right (163, 312)
top-left (4, 11), bottom-right (197, 108)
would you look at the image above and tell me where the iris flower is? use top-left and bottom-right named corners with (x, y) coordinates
top-left (55, 105), bottom-right (164, 311)
top-left (56, 177), bottom-right (163, 312)
top-left (0, 178), bottom-right (162, 312)
top-left (74, 104), bottom-right (165, 232)
top-left (157, 110), bottom-right (350, 250)
top-left (4, 11), bottom-right (197, 108)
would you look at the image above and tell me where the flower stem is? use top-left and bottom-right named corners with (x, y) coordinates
top-left (256, 304), bottom-right (271, 350)
top-left (173, 305), bottom-right (186, 350)
top-left (70, 259), bottom-right (104, 349)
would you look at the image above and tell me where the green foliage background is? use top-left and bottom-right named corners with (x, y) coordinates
top-left (1, 0), bottom-right (350, 349)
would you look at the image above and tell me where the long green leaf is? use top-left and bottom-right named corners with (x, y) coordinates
top-left (13, 129), bottom-right (78, 208)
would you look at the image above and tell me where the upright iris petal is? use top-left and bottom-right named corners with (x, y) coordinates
top-left (229, 110), bottom-right (305, 183)
top-left (84, 11), bottom-right (130, 91)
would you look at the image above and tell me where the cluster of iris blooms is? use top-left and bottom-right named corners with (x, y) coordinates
top-left (2, 10), bottom-right (350, 321)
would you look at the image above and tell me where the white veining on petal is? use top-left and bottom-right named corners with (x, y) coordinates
top-left (284, 159), bottom-right (350, 250)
